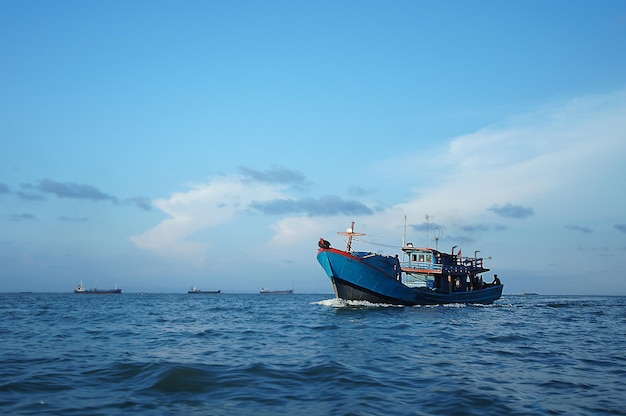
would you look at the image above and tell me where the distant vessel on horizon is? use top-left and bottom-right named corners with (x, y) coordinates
top-left (521, 292), bottom-right (539, 296)
top-left (260, 288), bottom-right (293, 294)
top-left (74, 281), bottom-right (121, 294)
top-left (188, 286), bottom-right (221, 294)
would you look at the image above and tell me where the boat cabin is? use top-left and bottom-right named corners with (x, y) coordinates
top-left (401, 245), bottom-right (442, 272)
top-left (400, 244), bottom-right (490, 292)
top-left (400, 245), bottom-right (442, 288)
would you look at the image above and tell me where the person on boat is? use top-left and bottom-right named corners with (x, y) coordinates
top-left (318, 238), bottom-right (331, 249)
top-left (492, 274), bottom-right (501, 285)
top-left (394, 254), bottom-right (402, 281)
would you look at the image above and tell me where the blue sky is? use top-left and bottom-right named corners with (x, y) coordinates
top-left (2, 0), bottom-right (625, 295)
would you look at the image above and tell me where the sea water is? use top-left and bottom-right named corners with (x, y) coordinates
top-left (0, 293), bottom-right (624, 415)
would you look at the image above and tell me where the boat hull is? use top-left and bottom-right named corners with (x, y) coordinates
top-left (188, 290), bottom-right (221, 294)
top-left (74, 289), bottom-right (122, 294)
top-left (260, 290), bottom-right (293, 294)
top-left (318, 248), bottom-right (502, 305)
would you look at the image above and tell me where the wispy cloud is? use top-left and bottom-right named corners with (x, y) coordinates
top-left (239, 165), bottom-right (306, 187)
top-left (15, 191), bottom-right (46, 201)
top-left (487, 203), bottom-right (534, 219)
top-left (15, 179), bottom-right (152, 210)
top-left (250, 195), bottom-right (373, 217)
top-left (36, 179), bottom-right (118, 203)
top-left (566, 225), bottom-right (593, 234)
top-left (410, 222), bottom-right (444, 232)
top-left (347, 186), bottom-right (371, 196)
top-left (59, 216), bottom-right (88, 222)
top-left (6, 213), bottom-right (37, 222)
top-left (460, 224), bottom-right (491, 232)
top-left (615, 224), bottom-right (626, 234)
top-left (125, 196), bottom-right (152, 211)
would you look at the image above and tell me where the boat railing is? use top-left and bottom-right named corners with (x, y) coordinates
top-left (461, 257), bottom-right (485, 268)
top-left (401, 261), bottom-right (442, 272)
top-left (446, 265), bottom-right (488, 274)
top-left (447, 265), bottom-right (468, 273)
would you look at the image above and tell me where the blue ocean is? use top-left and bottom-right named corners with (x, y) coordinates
top-left (1, 292), bottom-right (624, 415)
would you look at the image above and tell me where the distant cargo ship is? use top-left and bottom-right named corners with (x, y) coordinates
top-left (74, 281), bottom-right (121, 294)
top-left (188, 286), bottom-right (221, 294)
top-left (260, 288), bottom-right (293, 294)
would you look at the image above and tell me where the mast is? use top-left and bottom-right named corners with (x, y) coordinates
top-left (337, 221), bottom-right (365, 252)
top-left (403, 215), bottom-right (406, 247)
top-left (425, 214), bottom-right (429, 248)
top-left (434, 227), bottom-right (442, 251)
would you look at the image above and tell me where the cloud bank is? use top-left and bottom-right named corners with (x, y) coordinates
top-left (132, 90), bottom-right (626, 265)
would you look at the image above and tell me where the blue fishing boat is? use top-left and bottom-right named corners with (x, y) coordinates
top-left (317, 222), bottom-right (503, 305)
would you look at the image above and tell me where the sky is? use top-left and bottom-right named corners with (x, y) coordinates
top-left (1, 0), bottom-right (625, 295)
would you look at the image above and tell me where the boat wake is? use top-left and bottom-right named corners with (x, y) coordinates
top-left (313, 297), bottom-right (405, 308)
top-left (312, 298), bottom-right (494, 309)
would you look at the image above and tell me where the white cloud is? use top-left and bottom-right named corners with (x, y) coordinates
top-left (130, 176), bottom-right (286, 258)
top-left (266, 216), bottom-right (321, 247)
top-left (393, 89), bottom-right (626, 225)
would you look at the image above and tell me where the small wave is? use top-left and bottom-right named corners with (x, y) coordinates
top-left (439, 302), bottom-right (467, 308)
top-left (147, 364), bottom-right (218, 394)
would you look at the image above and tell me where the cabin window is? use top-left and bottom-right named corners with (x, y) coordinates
top-left (418, 254), bottom-right (424, 262)
top-left (412, 254), bottom-right (417, 262)
top-left (426, 254), bottom-right (432, 263)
